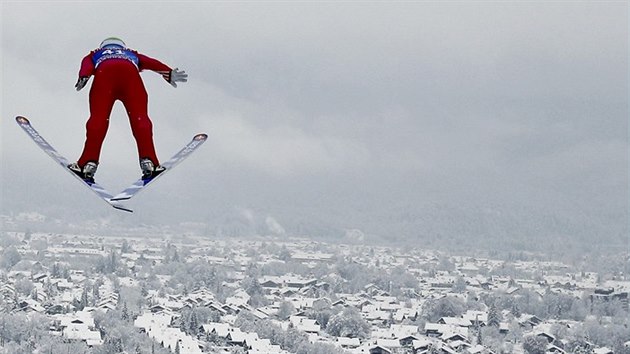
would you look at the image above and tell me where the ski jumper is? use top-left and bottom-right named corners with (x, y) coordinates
top-left (76, 46), bottom-right (172, 168)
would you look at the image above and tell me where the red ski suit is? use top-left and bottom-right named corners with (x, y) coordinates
top-left (76, 48), bottom-right (172, 167)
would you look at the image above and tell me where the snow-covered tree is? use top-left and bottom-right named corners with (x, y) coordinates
top-left (326, 307), bottom-right (370, 339)
top-left (487, 302), bottom-right (502, 327)
top-left (277, 301), bottom-right (296, 320)
top-left (0, 246), bottom-right (21, 269)
top-left (522, 335), bottom-right (548, 354)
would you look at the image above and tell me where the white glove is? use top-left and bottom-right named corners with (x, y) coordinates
top-left (75, 77), bottom-right (89, 91)
top-left (168, 68), bottom-right (188, 88)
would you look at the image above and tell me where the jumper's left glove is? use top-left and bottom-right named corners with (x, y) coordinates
top-left (168, 68), bottom-right (188, 88)
top-left (75, 77), bottom-right (89, 91)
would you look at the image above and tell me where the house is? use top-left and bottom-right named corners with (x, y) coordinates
top-left (536, 331), bottom-right (555, 343)
top-left (59, 314), bottom-right (96, 328)
top-left (183, 297), bottom-right (199, 308)
top-left (375, 339), bottom-right (403, 351)
top-left (394, 308), bottom-right (419, 322)
top-left (547, 344), bottom-right (566, 353)
top-left (203, 301), bottom-right (228, 315)
top-left (149, 304), bottom-right (169, 314)
top-left (53, 278), bottom-right (74, 290)
top-left (256, 305), bottom-right (279, 317)
top-left (441, 331), bottom-right (469, 344)
top-left (279, 288), bottom-right (298, 297)
top-left (32, 289), bottom-right (48, 303)
top-left (46, 304), bottom-right (66, 315)
top-left (374, 295), bottom-right (397, 304)
top-left (315, 282), bottom-right (331, 292)
top-left (245, 337), bottom-right (284, 353)
top-left (368, 345), bottom-right (392, 354)
top-left (439, 346), bottom-right (458, 354)
top-left (251, 308), bottom-right (270, 320)
top-left (518, 314), bottom-right (543, 327)
top-left (462, 310), bottom-right (488, 326)
top-left (389, 324), bottom-right (419, 336)
top-left (287, 296), bottom-right (316, 310)
top-left (63, 323), bottom-right (102, 347)
top-left (285, 276), bottom-right (318, 289)
top-left (290, 252), bottom-right (334, 263)
top-left (425, 323), bottom-right (462, 337)
top-left (226, 289), bottom-right (250, 306)
top-left (336, 337), bottom-right (360, 349)
top-left (16, 298), bottom-right (45, 313)
top-left (98, 301), bottom-right (117, 312)
top-left (0, 284), bottom-right (16, 299)
top-left (151, 327), bottom-right (203, 354)
top-left (134, 312), bottom-right (172, 333)
top-left (332, 299), bottom-right (347, 307)
top-left (221, 303), bottom-right (241, 315)
top-left (200, 322), bottom-right (232, 338)
top-left (399, 335), bottom-right (421, 347)
top-left (260, 278), bottom-right (283, 289)
top-left (97, 293), bottom-right (119, 312)
top-left (412, 342), bottom-right (458, 354)
top-left (289, 315), bottom-right (321, 334)
top-left (448, 340), bottom-right (472, 352)
top-left (437, 317), bottom-right (471, 327)
top-left (412, 339), bottom-right (434, 353)
top-left (363, 309), bottom-right (390, 325)
top-left (226, 329), bottom-right (259, 347)
top-left (189, 288), bottom-right (216, 302)
top-left (32, 273), bottom-right (48, 283)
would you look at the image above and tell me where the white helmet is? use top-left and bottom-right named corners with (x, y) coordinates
top-left (100, 37), bottom-right (125, 48)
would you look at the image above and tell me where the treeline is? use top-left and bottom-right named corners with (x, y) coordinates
top-left (419, 289), bottom-right (630, 353)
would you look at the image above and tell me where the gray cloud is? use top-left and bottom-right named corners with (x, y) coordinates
top-left (2, 2), bottom-right (627, 243)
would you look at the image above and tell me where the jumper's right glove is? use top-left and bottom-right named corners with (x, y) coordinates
top-left (75, 77), bottom-right (89, 91)
top-left (168, 68), bottom-right (188, 88)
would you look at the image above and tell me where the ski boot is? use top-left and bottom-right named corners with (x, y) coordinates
top-left (68, 161), bottom-right (98, 183)
top-left (140, 158), bottom-right (165, 181)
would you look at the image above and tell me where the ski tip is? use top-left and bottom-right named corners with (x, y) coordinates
top-left (194, 133), bottom-right (208, 141)
top-left (15, 116), bottom-right (30, 124)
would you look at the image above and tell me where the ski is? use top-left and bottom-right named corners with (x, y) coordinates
top-left (111, 133), bottom-right (208, 201)
top-left (15, 116), bottom-right (133, 213)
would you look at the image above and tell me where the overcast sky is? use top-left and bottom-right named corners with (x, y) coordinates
top-left (1, 2), bottom-right (627, 240)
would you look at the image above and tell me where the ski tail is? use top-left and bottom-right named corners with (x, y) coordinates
top-left (112, 204), bottom-right (134, 213)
